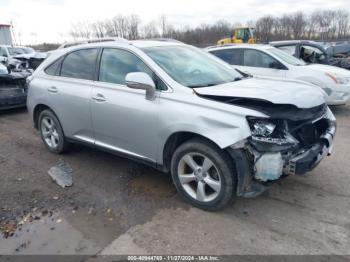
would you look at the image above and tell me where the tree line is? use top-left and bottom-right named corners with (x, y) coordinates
top-left (69, 9), bottom-right (350, 46)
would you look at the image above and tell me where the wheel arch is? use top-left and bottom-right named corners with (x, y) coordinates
top-left (162, 131), bottom-right (224, 172)
top-left (33, 104), bottom-right (54, 129)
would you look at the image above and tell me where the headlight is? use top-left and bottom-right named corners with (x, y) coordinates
top-left (247, 117), bottom-right (299, 150)
top-left (325, 73), bottom-right (349, 85)
top-left (247, 118), bottom-right (276, 137)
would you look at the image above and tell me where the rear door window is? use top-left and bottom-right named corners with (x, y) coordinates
top-left (243, 49), bottom-right (279, 68)
top-left (210, 49), bottom-right (242, 65)
top-left (60, 48), bottom-right (99, 80)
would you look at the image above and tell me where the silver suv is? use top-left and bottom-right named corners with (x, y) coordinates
top-left (27, 40), bottom-right (336, 210)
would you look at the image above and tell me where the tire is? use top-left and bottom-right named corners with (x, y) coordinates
top-left (38, 109), bottom-right (70, 154)
top-left (170, 138), bottom-right (236, 211)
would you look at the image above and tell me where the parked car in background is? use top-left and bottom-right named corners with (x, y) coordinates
top-left (270, 40), bottom-right (350, 70)
top-left (329, 41), bottom-right (350, 56)
top-left (0, 62), bottom-right (29, 110)
top-left (0, 45), bottom-right (29, 70)
top-left (27, 40), bottom-right (335, 210)
top-left (0, 45), bottom-right (47, 70)
top-left (208, 44), bottom-right (350, 105)
top-left (14, 46), bottom-right (47, 70)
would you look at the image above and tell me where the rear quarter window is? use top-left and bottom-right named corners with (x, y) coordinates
top-left (44, 57), bottom-right (64, 76)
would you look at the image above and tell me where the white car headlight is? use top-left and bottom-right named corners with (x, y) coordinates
top-left (247, 118), bottom-right (276, 137)
top-left (325, 73), bottom-right (349, 85)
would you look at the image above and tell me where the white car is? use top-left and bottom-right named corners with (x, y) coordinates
top-left (207, 44), bottom-right (350, 105)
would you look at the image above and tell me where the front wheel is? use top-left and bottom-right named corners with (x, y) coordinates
top-left (170, 138), bottom-right (236, 211)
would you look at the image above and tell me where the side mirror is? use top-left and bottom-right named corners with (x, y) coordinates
top-left (125, 72), bottom-right (156, 101)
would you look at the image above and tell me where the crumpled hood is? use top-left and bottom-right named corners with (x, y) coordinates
top-left (305, 63), bottom-right (350, 77)
top-left (194, 77), bottom-right (325, 108)
top-left (13, 54), bottom-right (32, 60)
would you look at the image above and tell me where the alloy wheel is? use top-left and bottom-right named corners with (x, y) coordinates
top-left (41, 116), bottom-right (59, 149)
top-left (177, 152), bottom-right (222, 202)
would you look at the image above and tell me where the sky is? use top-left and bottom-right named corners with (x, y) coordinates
top-left (0, 0), bottom-right (349, 45)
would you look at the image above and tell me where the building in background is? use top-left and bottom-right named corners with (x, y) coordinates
top-left (0, 24), bottom-right (13, 45)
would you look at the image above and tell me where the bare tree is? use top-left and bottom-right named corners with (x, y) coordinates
top-left (255, 15), bottom-right (275, 43)
top-left (114, 15), bottom-right (129, 38)
top-left (91, 20), bottom-right (107, 38)
top-left (290, 12), bottom-right (307, 39)
top-left (274, 15), bottom-right (292, 40)
top-left (69, 9), bottom-right (350, 46)
top-left (70, 22), bottom-right (92, 40)
top-left (336, 10), bottom-right (349, 39)
top-left (159, 15), bottom-right (167, 37)
top-left (127, 15), bottom-right (140, 40)
top-left (142, 21), bottom-right (160, 38)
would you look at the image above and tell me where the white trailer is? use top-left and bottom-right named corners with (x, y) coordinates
top-left (0, 24), bottom-right (13, 45)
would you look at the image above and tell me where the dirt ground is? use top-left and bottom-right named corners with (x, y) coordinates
top-left (0, 105), bottom-right (349, 257)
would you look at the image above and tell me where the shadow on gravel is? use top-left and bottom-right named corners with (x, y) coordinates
top-left (0, 107), bottom-right (27, 116)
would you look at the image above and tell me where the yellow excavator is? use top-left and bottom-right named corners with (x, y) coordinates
top-left (217, 27), bottom-right (256, 45)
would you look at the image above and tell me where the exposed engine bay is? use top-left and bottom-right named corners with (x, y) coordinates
top-left (199, 94), bottom-right (336, 193)
top-left (246, 109), bottom-right (335, 182)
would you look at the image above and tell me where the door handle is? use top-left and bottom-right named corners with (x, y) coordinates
top-left (47, 86), bottom-right (58, 93)
top-left (92, 93), bottom-right (106, 102)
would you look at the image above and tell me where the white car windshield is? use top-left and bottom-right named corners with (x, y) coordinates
top-left (8, 47), bottom-right (25, 55)
top-left (143, 45), bottom-right (243, 88)
top-left (22, 47), bottom-right (35, 54)
top-left (268, 47), bottom-right (306, 66)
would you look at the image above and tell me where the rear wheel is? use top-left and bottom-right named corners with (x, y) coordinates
top-left (171, 138), bottom-right (236, 211)
top-left (39, 109), bottom-right (70, 154)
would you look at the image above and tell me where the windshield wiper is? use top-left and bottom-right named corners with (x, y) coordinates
top-left (235, 69), bottom-right (252, 78)
top-left (189, 77), bottom-right (244, 88)
top-left (188, 83), bottom-right (219, 88)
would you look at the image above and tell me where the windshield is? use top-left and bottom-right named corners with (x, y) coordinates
top-left (142, 45), bottom-right (242, 88)
top-left (21, 47), bottom-right (35, 54)
top-left (268, 47), bottom-right (306, 66)
top-left (8, 47), bottom-right (25, 55)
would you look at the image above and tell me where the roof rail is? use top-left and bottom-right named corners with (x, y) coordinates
top-left (143, 38), bottom-right (184, 43)
top-left (58, 37), bottom-right (128, 49)
top-left (205, 43), bottom-right (238, 49)
top-left (87, 37), bottom-right (128, 43)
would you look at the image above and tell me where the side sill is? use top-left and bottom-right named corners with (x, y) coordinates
top-left (66, 137), bottom-right (167, 173)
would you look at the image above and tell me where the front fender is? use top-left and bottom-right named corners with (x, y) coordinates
top-left (156, 113), bottom-right (253, 165)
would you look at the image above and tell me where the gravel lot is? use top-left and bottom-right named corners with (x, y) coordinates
top-left (0, 106), bottom-right (349, 257)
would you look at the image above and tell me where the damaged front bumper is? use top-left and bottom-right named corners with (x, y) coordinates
top-left (230, 106), bottom-right (336, 197)
top-left (0, 89), bottom-right (27, 110)
top-left (0, 73), bottom-right (28, 110)
top-left (283, 122), bottom-right (335, 176)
